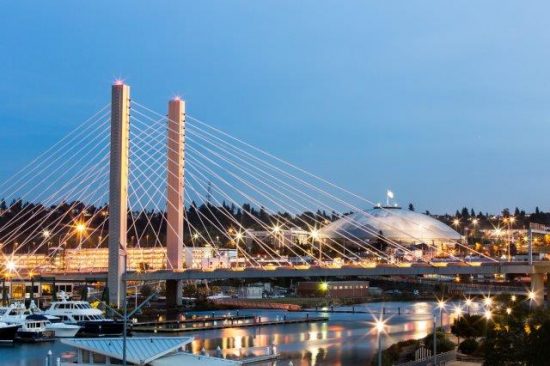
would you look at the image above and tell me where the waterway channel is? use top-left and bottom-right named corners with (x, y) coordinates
top-left (2, 300), bottom-right (459, 366)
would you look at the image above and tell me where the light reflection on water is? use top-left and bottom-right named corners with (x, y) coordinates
top-left (184, 301), bottom-right (452, 365)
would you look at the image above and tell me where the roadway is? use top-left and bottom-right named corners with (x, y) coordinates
top-left (33, 261), bottom-right (550, 282)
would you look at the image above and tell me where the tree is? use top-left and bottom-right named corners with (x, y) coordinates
top-left (451, 314), bottom-right (485, 342)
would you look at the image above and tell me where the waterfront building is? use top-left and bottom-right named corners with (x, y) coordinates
top-left (297, 280), bottom-right (369, 298)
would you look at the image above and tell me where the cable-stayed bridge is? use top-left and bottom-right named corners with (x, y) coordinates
top-left (0, 83), bottom-right (548, 307)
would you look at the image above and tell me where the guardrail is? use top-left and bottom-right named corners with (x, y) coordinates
top-left (394, 350), bottom-right (456, 366)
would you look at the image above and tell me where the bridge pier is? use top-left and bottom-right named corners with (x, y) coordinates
top-left (530, 273), bottom-right (545, 307)
top-left (165, 97), bottom-right (185, 307)
top-left (107, 82), bottom-right (130, 308)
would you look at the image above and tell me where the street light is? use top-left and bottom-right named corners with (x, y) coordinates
top-left (310, 228), bottom-right (321, 264)
top-left (528, 290), bottom-right (537, 308)
top-left (42, 230), bottom-right (51, 239)
top-left (373, 318), bottom-right (387, 366)
top-left (483, 296), bottom-right (493, 308)
top-left (437, 299), bottom-right (446, 329)
top-left (453, 305), bottom-right (463, 318)
top-left (465, 298), bottom-right (473, 314)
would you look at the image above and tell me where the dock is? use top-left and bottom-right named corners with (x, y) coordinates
top-left (132, 316), bottom-right (328, 333)
top-left (134, 315), bottom-right (255, 327)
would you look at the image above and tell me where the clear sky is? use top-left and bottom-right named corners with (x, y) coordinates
top-left (1, 1), bottom-right (550, 214)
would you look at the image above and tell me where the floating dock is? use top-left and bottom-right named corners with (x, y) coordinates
top-left (133, 316), bottom-right (328, 333)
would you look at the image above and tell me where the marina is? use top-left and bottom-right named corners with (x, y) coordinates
top-left (1, 301), bottom-right (451, 365)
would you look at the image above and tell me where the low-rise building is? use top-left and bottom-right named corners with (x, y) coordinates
top-left (296, 280), bottom-right (369, 298)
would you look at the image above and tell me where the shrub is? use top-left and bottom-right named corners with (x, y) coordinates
top-left (458, 338), bottom-right (479, 355)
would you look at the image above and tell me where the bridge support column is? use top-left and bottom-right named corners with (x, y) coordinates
top-left (530, 273), bottom-right (545, 308)
top-left (166, 97), bottom-right (185, 307)
top-left (107, 82), bottom-right (130, 308)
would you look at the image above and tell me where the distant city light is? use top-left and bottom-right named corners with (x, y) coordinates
top-left (42, 230), bottom-right (51, 238)
top-left (484, 309), bottom-right (492, 320)
top-left (310, 228), bottom-right (320, 240)
top-left (75, 222), bottom-right (87, 234)
top-left (5, 260), bottom-right (16, 272)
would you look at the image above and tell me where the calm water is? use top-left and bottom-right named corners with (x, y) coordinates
top-left (3, 301), bottom-right (457, 366)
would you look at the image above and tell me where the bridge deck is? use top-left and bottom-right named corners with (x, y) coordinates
top-left (22, 261), bottom-right (550, 282)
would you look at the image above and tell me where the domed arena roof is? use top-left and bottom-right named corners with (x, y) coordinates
top-left (319, 206), bottom-right (461, 244)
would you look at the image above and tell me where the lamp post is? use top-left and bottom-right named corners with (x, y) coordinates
top-left (374, 319), bottom-right (386, 366)
top-left (465, 298), bottom-right (472, 315)
top-left (433, 316), bottom-right (437, 364)
top-left (437, 300), bottom-right (446, 330)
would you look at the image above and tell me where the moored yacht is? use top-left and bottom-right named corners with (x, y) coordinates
top-left (15, 314), bottom-right (55, 343)
top-left (0, 303), bottom-right (56, 342)
top-left (29, 301), bottom-right (80, 337)
top-left (0, 322), bottom-right (20, 342)
top-left (44, 293), bottom-right (126, 337)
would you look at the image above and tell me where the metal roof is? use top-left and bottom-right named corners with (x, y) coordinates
top-left (61, 337), bottom-right (193, 365)
top-left (320, 207), bottom-right (462, 243)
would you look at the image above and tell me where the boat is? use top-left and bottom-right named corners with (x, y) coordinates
top-left (0, 322), bottom-right (20, 342)
top-left (44, 292), bottom-right (126, 337)
top-left (15, 314), bottom-right (55, 343)
top-left (29, 301), bottom-right (81, 337)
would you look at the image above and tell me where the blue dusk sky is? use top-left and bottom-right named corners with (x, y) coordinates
top-left (1, 1), bottom-right (550, 214)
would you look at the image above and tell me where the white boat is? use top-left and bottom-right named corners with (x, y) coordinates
top-left (15, 314), bottom-right (55, 343)
top-left (29, 301), bottom-right (80, 337)
top-left (44, 292), bottom-right (125, 337)
top-left (45, 321), bottom-right (80, 338)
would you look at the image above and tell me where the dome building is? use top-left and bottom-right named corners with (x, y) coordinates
top-left (319, 206), bottom-right (462, 249)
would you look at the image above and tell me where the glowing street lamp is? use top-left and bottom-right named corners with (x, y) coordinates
top-left (437, 299), bottom-right (446, 329)
top-left (511, 295), bottom-right (517, 302)
top-left (373, 318), bottom-right (387, 366)
top-left (465, 298), bottom-right (473, 314)
top-left (528, 290), bottom-right (537, 308)
top-left (42, 230), bottom-right (51, 239)
top-left (453, 305), bottom-right (463, 318)
top-left (506, 307), bottom-right (512, 315)
top-left (310, 228), bottom-right (321, 263)
top-left (484, 309), bottom-right (492, 321)
top-left (75, 222), bottom-right (87, 235)
top-left (483, 296), bottom-right (493, 308)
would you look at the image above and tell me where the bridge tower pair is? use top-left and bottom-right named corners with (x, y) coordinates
top-left (107, 83), bottom-right (185, 307)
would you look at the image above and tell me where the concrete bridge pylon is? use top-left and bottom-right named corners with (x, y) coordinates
top-left (107, 82), bottom-right (130, 307)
